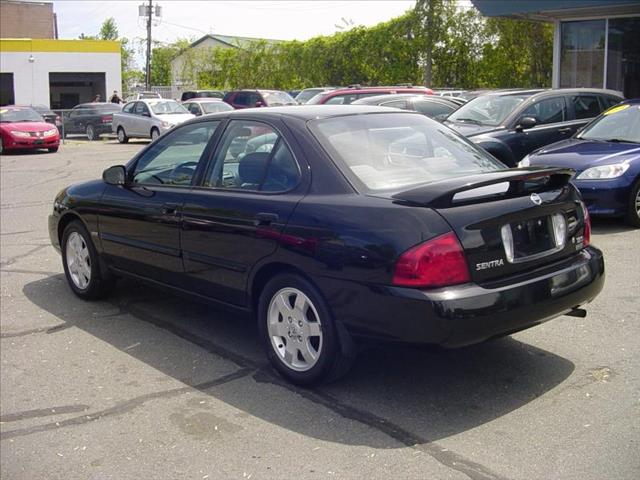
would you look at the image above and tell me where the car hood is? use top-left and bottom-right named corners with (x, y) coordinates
top-left (444, 120), bottom-right (502, 137)
top-left (156, 113), bottom-right (195, 124)
top-left (529, 138), bottom-right (640, 170)
top-left (1, 121), bottom-right (54, 132)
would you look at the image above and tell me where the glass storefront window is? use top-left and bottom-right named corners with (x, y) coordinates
top-left (560, 20), bottom-right (605, 89)
top-left (607, 17), bottom-right (640, 98)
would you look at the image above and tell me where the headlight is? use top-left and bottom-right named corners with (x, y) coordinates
top-left (518, 155), bottom-right (531, 167)
top-left (576, 163), bottom-right (630, 180)
top-left (44, 128), bottom-right (58, 137)
top-left (10, 130), bottom-right (31, 137)
top-left (161, 121), bottom-right (172, 128)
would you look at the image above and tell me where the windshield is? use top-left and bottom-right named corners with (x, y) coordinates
top-left (578, 104), bottom-right (640, 143)
top-left (310, 113), bottom-right (504, 192)
top-left (201, 102), bottom-right (233, 113)
top-left (198, 91), bottom-right (224, 99)
top-left (148, 101), bottom-right (189, 115)
top-left (0, 107), bottom-right (44, 123)
top-left (263, 91), bottom-right (297, 106)
top-left (447, 94), bottom-right (530, 126)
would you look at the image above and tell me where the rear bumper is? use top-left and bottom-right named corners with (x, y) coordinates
top-left (317, 247), bottom-right (604, 347)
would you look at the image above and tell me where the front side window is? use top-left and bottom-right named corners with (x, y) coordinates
top-left (310, 113), bottom-right (504, 192)
top-left (521, 97), bottom-right (567, 125)
top-left (133, 102), bottom-right (149, 116)
top-left (204, 120), bottom-right (300, 192)
top-left (122, 102), bottom-right (135, 114)
top-left (131, 121), bottom-right (219, 186)
top-left (262, 91), bottom-right (296, 106)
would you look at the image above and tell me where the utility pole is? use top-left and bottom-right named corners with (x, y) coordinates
top-left (145, 0), bottom-right (152, 90)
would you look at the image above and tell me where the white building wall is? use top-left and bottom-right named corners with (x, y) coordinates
top-left (0, 51), bottom-right (121, 107)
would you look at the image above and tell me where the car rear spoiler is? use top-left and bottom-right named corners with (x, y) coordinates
top-left (391, 167), bottom-right (575, 208)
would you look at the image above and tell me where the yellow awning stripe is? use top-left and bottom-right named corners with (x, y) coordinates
top-left (0, 38), bottom-right (120, 53)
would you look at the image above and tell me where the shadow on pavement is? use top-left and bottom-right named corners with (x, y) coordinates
top-left (591, 217), bottom-right (636, 234)
top-left (23, 274), bottom-right (575, 449)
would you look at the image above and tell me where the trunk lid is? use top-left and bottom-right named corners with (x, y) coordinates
top-left (382, 167), bottom-right (589, 284)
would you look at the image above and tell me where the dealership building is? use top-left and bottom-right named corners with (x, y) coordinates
top-left (472, 0), bottom-right (640, 98)
top-left (0, 38), bottom-right (121, 108)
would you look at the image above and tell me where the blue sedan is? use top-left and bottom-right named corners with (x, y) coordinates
top-left (520, 99), bottom-right (640, 227)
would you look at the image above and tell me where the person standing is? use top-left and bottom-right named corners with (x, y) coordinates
top-left (92, 94), bottom-right (101, 102)
top-left (110, 90), bottom-right (122, 104)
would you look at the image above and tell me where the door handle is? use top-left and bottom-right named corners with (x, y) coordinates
top-left (254, 212), bottom-right (279, 226)
top-left (162, 203), bottom-right (180, 215)
top-left (558, 127), bottom-right (572, 133)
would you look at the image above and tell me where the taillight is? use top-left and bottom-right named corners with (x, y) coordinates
top-left (392, 232), bottom-right (470, 288)
top-left (580, 202), bottom-right (591, 247)
top-left (101, 115), bottom-right (113, 123)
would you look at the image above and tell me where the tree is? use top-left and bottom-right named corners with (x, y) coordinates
top-left (98, 17), bottom-right (118, 40)
top-left (413, 0), bottom-right (452, 87)
top-left (151, 39), bottom-right (191, 86)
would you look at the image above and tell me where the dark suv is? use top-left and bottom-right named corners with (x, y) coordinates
top-left (307, 85), bottom-right (433, 105)
top-left (63, 103), bottom-right (122, 140)
top-left (223, 90), bottom-right (297, 109)
top-left (445, 88), bottom-right (624, 167)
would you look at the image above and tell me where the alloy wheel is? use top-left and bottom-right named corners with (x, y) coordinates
top-left (267, 287), bottom-right (323, 372)
top-left (635, 187), bottom-right (640, 220)
top-left (86, 125), bottom-right (95, 141)
top-left (65, 231), bottom-right (91, 289)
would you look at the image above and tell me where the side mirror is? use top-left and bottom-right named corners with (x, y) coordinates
top-left (255, 101), bottom-right (264, 108)
top-left (103, 165), bottom-right (127, 186)
top-left (517, 116), bottom-right (537, 131)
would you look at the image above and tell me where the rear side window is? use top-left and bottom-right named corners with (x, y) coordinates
top-left (204, 120), bottom-right (300, 192)
top-left (325, 94), bottom-right (359, 105)
top-left (572, 95), bottom-right (601, 119)
top-left (521, 97), bottom-right (567, 125)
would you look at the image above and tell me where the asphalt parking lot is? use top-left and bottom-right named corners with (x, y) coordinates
top-left (1, 140), bottom-right (639, 480)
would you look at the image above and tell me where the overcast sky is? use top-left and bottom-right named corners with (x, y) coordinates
top-left (54, 1), bottom-right (418, 46)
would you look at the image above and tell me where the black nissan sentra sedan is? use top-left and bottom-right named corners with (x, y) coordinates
top-left (49, 106), bottom-right (605, 385)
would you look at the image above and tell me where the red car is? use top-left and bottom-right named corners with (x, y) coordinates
top-left (1, 106), bottom-right (60, 153)
top-left (306, 85), bottom-right (433, 105)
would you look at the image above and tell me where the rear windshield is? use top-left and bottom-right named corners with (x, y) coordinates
top-left (262, 91), bottom-right (297, 106)
top-left (310, 113), bottom-right (504, 192)
top-left (447, 94), bottom-right (530, 126)
top-left (201, 102), bottom-right (233, 113)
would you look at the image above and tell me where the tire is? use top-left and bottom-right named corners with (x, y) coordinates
top-left (0, 137), bottom-right (3, 155)
top-left (61, 220), bottom-right (114, 300)
top-left (48, 147), bottom-right (59, 153)
top-left (150, 128), bottom-right (160, 142)
top-left (625, 179), bottom-right (640, 228)
top-left (257, 273), bottom-right (354, 385)
top-left (86, 124), bottom-right (98, 141)
top-left (117, 127), bottom-right (129, 144)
